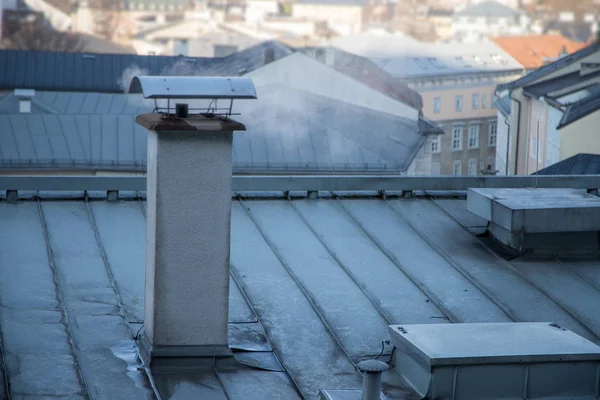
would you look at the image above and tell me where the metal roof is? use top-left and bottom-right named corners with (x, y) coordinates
top-left (523, 70), bottom-right (600, 99)
top-left (496, 94), bottom-right (511, 117)
top-left (2, 189), bottom-right (600, 399)
top-left (454, 0), bottom-right (523, 18)
top-left (0, 42), bottom-right (293, 93)
top-left (536, 154), bottom-right (600, 175)
top-left (557, 89), bottom-right (600, 129)
top-left (497, 42), bottom-right (600, 92)
top-left (128, 76), bottom-right (258, 99)
top-left (0, 85), bottom-right (425, 173)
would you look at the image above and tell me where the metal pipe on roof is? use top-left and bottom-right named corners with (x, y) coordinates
top-left (357, 360), bottom-right (388, 400)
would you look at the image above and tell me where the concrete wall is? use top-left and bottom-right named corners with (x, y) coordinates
top-left (292, 3), bottom-right (362, 35)
top-left (560, 110), bottom-right (600, 160)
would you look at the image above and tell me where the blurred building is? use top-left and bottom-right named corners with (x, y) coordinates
top-left (451, 0), bottom-right (530, 43)
top-left (331, 35), bottom-right (524, 175)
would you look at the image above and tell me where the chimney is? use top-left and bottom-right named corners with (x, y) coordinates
top-left (263, 47), bottom-right (275, 65)
top-left (14, 89), bottom-right (35, 113)
top-left (130, 76), bottom-right (257, 365)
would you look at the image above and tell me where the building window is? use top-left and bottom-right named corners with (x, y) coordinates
top-left (468, 125), bottom-right (479, 149)
top-left (452, 126), bottom-right (463, 151)
top-left (433, 97), bottom-right (441, 113)
top-left (455, 95), bottom-right (463, 112)
top-left (488, 122), bottom-right (497, 147)
top-left (453, 160), bottom-right (462, 175)
top-left (472, 94), bottom-right (479, 109)
top-left (488, 156), bottom-right (496, 168)
top-left (431, 135), bottom-right (441, 153)
top-left (468, 159), bottom-right (477, 176)
top-left (432, 162), bottom-right (441, 175)
top-left (482, 94), bottom-right (487, 108)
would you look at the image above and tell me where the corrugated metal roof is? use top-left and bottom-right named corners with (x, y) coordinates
top-left (0, 85), bottom-right (424, 173)
top-left (536, 153), bottom-right (600, 175)
top-left (2, 191), bottom-right (600, 399)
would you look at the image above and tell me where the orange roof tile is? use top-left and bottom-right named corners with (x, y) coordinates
top-left (490, 35), bottom-right (587, 70)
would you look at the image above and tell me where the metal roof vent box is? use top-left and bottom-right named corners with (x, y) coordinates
top-left (388, 322), bottom-right (600, 400)
top-left (467, 188), bottom-right (600, 257)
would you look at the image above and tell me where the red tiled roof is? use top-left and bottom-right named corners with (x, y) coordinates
top-left (491, 34), bottom-right (587, 70)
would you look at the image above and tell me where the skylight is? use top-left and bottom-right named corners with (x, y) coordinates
top-left (428, 58), bottom-right (446, 69)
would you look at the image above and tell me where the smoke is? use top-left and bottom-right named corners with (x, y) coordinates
top-left (119, 65), bottom-right (150, 93)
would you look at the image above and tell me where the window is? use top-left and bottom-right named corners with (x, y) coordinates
top-left (472, 94), bottom-right (479, 109)
top-left (488, 122), bottom-right (497, 147)
top-left (453, 160), bottom-right (462, 175)
top-left (530, 136), bottom-right (538, 159)
top-left (488, 156), bottom-right (496, 169)
top-left (468, 125), bottom-right (479, 149)
top-left (433, 97), bottom-right (441, 113)
top-left (432, 162), bottom-right (441, 176)
top-left (468, 159), bottom-right (477, 176)
top-left (431, 135), bottom-right (441, 153)
top-left (482, 94), bottom-right (487, 108)
top-left (452, 126), bottom-right (463, 151)
top-left (455, 95), bottom-right (463, 112)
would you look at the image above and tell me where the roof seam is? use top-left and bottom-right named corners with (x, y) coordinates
top-left (36, 198), bottom-right (92, 399)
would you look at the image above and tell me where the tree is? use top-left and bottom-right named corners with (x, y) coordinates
top-left (3, 25), bottom-right (86, 52)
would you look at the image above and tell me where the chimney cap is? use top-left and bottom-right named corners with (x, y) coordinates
top-left (128, 76), bottom-right (257, 100)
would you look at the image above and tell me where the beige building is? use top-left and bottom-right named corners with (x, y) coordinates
top-left (332, 38), bottom-right (524, 175)
top-left (496, 42), bottom-right (600, 175)
top-left (292, 0), bottom-right (364, 35)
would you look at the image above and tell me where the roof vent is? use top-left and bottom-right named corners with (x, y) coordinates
top-left (467, 188), bottom-right (600, 257)
top-left (14, 89), bottom-right (34, 114)
top-left (388, 322), bottom-right (600, 400)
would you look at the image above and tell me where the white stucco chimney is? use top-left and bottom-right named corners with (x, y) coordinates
top-left (129, 76), bottom-right (257, 364)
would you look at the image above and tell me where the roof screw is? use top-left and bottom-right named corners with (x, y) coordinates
top-left (357, 359), bottom-right (389, 400)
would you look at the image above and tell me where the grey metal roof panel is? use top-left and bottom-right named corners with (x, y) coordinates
top-left (536, 154), bottom-right (600, 175)
top-left (557, 90), bottom-right (600, 129)
top-left (0, 85), bottom-right (423, 173)
top-left (498, 42), bottom-right (600, 92)
top-left (2, 194), bottom-right (600, 399)
top-left (0, 50), bottom-right (219, 93)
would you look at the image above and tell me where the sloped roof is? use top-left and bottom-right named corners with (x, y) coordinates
top-left (491, 35), bottom-right (587, 70)
top-left (0, 42), bottom-right (293, 93)
top-left (496, 94), bottom-right (511, 117)
top-left (535, 153), bottom-right (600, 175)
top-left (0, 85), bottom-right (426, 173)
top-left (557, 89), bottom-right (600, 129)
top-left (300, 47), bottom-right (423, 111)
top-left (497, 41), bottom-right (600, 92)
top-left (455, 0), bottom-right (523, 17)
top-left (2, 189), bottom-right (600, 399)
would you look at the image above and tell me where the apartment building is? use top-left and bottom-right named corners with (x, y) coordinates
top-left (334, 38), bottom-right (524, 175)
top-left (496, 42), bottom-right (600, 175)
